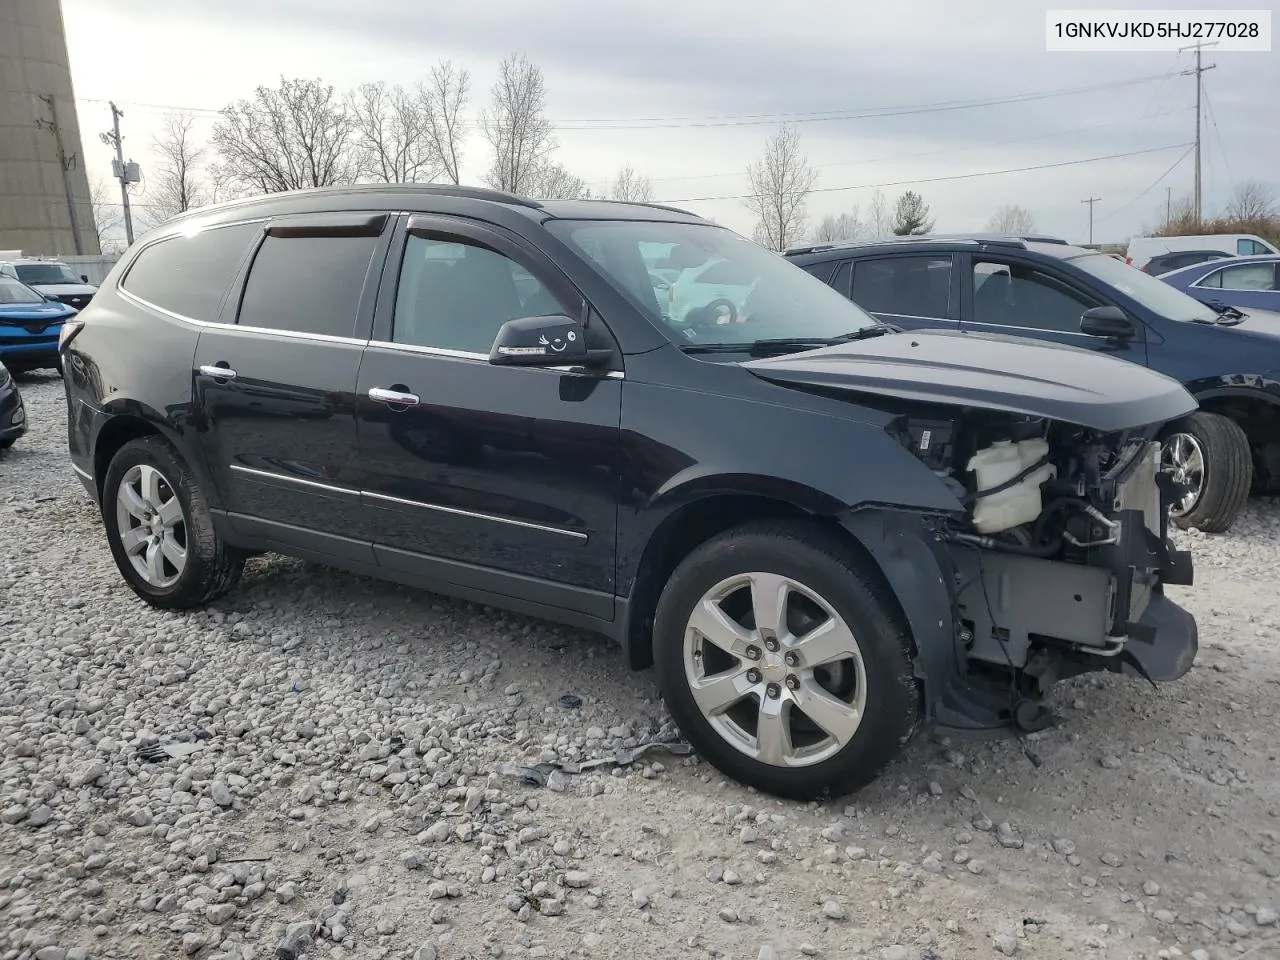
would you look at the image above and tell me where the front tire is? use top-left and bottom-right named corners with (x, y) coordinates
top-left (653, 520), bottom-right (920, 800)
top-left (102, 436), bottom-right (244, 608)
top-left (1162, 412), bottom-right (1251, 533)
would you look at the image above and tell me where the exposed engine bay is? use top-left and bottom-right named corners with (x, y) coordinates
top-left (888, 405), bottom-right (1196, 728)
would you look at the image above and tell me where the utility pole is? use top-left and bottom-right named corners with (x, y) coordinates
top-left (1081, 196), bottom-right (1101, 245)
top-left (1180, 41), bottom-right (1217, 226)
top-left (34, 94), bottom-right (85, 255)
top-left (100, 103), bottom-right (136, 245)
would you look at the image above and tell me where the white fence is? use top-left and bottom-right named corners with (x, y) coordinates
top-left (53, 254), bottom-right (122, 286)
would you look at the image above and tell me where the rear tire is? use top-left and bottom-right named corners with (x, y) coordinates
top-left (653, 520), bottom-right (919, 800)
top-left (1162, 411), bottom-right (1251, 533)
top-left (102, 436), bottom-right (244, 608)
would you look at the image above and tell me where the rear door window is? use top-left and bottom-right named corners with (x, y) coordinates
top-left (850, 255), bottom-right (951, 318)
top-left (121, 222), bottom-right (260, 320)
top-left (1211, 263), bottom-right (1279, 291)
top-left (237, 234), bottom-right (380, 338)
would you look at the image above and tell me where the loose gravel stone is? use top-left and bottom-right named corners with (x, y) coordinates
top-left (3, 374), bottom-right (1277, 960)
top-left (821, 900), bottom-right (847, 920)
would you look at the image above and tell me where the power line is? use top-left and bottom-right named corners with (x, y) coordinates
top-left (656, 143), bottom-right (1193, 203)
top-left (76, 70), bottom-right (1182, 132)
top-left (1200, 82), bottom-right (1235, 195)
top-left (593, 106), bottom-right (1185, 188)
top-left (1095, 145), bottom-right (1194, 224)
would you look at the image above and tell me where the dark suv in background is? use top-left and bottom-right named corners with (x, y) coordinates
top-left (786, 236), bottom-right (1280, 532)
top-left (61, 186), bottom-right (1197, 799)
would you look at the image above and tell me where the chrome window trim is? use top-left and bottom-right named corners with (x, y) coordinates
top-left (363, 489), bottom-right (588, 540)
top-left (364, 340), bottom-right (624, 378)
top-left (229, 464), bottom-right (360, 497)
top-left (877, 312), bottom-right (956, 324)
top-left (228, 465), bottom-right (589, 540)
top-left (114, 217), bottom-right (270, 296)
top-left (119, 288), bottom-right (372, 347)
top-left (72, 463), bottom-right (93, 482)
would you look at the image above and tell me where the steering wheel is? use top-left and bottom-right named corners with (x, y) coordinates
top-left (688, 298), bottom-right (738, 329)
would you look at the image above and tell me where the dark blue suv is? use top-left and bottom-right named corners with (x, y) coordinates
top-left (786, 236), bottom-right (1280, 532)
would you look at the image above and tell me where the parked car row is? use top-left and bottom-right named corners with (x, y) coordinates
top-left (1125, 233), bottom-right (1278, 272)
top-left (785, 234), bottom-right (1280, 533)
top-left (59, 184), bottom-right (1199, 800)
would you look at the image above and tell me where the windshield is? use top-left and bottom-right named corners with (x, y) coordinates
top-left (1070, 252), bottom-right (1221, 322)
top-left (0, 278), bottom-right (45, 305)
top-left (546, 220), bottom-right (880, 346)
top-left (15, 262), bottom-right (79, 285)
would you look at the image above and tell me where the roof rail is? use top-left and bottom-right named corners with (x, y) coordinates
top-left (162, 182), bottom-right (545, 227)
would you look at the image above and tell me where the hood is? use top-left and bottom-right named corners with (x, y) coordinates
top-left (744, 328), bottom-right (1196, 432)
top-left (0, 300), bottom-right (75, 320)
top-left (1197, 306), bottom-right (1280, 341)
top-left (30, 282), bottom-right (96, 296)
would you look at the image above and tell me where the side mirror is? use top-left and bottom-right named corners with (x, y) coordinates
top-left (80, 274), bottom-right (89, 283)
top-left (489, 315), bottom-right (589, 366)
top-left (1080, 305), bottom-right (1136, 340)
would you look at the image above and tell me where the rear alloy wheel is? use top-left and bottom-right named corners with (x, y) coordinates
top-left (653, 521), bottom-right (919, 800)
top-left (1162, 411), bottom-right (1252, 533)
top-left (103, 436), bottom-right (245, 608)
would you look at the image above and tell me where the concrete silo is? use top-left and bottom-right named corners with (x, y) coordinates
top-left (0, 0), bottom-right (100, 256)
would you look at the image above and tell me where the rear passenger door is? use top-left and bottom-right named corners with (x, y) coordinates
top-left (834, 255), bottom-right (957, 331)
top-left (192, 213), bottom-right (391, 556)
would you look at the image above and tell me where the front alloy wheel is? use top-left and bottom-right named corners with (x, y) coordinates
top-left (1159, 411), bottom-right (1251, 533)
top-left (683, 572), bottom-right (867, 769)
top-left (654, 521), bottom-right (920, 800)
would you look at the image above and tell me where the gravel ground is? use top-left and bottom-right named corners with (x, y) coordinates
top-left (2, 370), bottom-right (1279, 960)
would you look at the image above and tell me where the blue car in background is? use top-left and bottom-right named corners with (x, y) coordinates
top-left (0, 275), bottom-right (78, 374)
top-left (1158, 254), bottom-right (1280, 315)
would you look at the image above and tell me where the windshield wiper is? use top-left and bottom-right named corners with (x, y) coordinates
top-left (681, 324), bottom-right (896, 357)
top-left (1205, 300), bottom-right (1247, 324)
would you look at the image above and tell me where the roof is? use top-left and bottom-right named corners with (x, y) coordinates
top-left (159, 183), bottom-right (707, 233)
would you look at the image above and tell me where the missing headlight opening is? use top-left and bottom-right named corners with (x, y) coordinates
top-left (890, 406), bottom-right (1194, 730)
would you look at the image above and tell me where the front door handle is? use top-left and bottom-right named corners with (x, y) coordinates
top-left (198, 364), bottom-right (237, 381)
top-left (368, 386), bottom-right (420, 408)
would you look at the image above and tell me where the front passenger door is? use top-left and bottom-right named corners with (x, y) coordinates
top-left (355, 215), bottom-right (622, 621)
top-left (960, 256), bottom-right (1147, 363)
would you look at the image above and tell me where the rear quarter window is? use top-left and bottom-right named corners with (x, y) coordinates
top-left (121, 222), bottom-right (260, 320)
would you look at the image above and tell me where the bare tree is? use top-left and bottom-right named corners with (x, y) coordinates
top-left (482, 54), bottom-right (556, 194)
top-left (527, 162), bottom-right (591, 200)
top-left (89, 176), bottom-right (123, 253)
top-left (744, 123), bottom-right (817, 252)
top-left (211, 77), bottom-right (356, 194)
top-left (419, 60), bottom-right (470, 185)
top-left (986, 204), bottom-right (1035, 235)
top-left (148, 113), bottom-right (208, 222)
top-left (813, 208), bottom-right (861, 243)
top-left (867, 189), bottom-right (891, 238)
top-left (1225, 180), bottom-right (1277, 222)
top-left (892, 190), bottom-right (934, 235)
top-left (348, 82), bottom-right (438, 184)
top-left (611, 164), bottom-right (653, 202)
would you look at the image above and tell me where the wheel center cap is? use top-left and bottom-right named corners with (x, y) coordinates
top-left (761, 652), bottom-right (785, 677)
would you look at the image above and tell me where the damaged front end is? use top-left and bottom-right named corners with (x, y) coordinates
top-left (890, 407), bottom-right (1198, 732)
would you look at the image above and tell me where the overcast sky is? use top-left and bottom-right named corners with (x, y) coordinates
top-left (62, 0), bottom-right (1278, 246)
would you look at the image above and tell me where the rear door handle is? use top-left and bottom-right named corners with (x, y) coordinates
top-left (368, 386), bottom-right (420, 408)
top-left (199, 364), bottom-right (237, 380)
